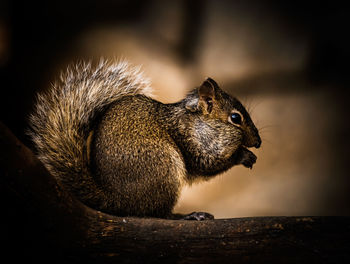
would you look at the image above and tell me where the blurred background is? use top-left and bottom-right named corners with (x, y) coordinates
top-left (1, 0), bottom-right (349, 218)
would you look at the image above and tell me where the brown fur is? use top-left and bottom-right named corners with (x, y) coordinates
top-left (29, 62), bottom-right (261, 217)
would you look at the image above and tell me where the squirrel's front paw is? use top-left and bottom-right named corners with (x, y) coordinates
top-left (236, 147), bottom-right (257, 169)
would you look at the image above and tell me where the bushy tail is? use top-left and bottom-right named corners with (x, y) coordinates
top-left (28, 60), bottom-right (152, 208)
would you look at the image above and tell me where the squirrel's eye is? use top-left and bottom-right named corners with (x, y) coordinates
top-left (230, 113), bottom-right (242, 125)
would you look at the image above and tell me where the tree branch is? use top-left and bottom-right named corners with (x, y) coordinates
top-left (0, 121), bottom-right (349, 263)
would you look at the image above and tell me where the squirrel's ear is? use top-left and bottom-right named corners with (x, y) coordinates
top-left (198, 78), bottom-right (217, 114)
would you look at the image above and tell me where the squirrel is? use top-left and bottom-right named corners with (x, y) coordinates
top-left (28, 60), bottom-right (261, 220)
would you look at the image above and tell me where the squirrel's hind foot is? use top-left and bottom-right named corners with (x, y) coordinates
top-left (169, 212), bottom-right (215, 221)
top-left (182, 212), bottom-right (215, 221)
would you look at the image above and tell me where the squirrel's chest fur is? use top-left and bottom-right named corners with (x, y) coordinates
top-left (90, 95), bottom-right (186, 217)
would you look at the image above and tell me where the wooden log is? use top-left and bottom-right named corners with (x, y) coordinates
top-left (0, 121), bottom-right (349, 263)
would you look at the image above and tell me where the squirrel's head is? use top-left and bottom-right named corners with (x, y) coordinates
top-left (182, 78), bottom-right (261, 175)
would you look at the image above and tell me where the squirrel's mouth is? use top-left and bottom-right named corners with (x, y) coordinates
top-left (242, 145), bottom-right (255, 154)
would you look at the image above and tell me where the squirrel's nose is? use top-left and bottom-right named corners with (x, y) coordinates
top-left (254, 137), bottom-right (262, 149)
